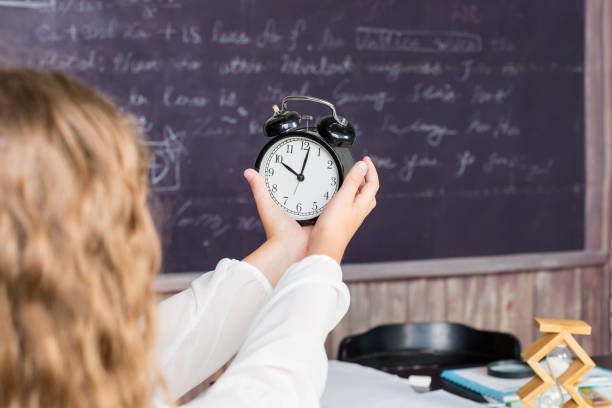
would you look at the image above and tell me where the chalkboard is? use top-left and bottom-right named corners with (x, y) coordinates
top-left (0, 0), bottom-right (585, 273)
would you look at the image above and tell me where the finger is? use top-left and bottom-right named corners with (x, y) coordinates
top-left (336, 161), bottom-right (367, 201)
top-left (244, 169), bottom-right (269, 204)
top-left (365, 156), bottom-right (379, 186)
top-left (244, 169), bottom-right (284, 223)
top-left (356, 157), bottom-right (380, 208)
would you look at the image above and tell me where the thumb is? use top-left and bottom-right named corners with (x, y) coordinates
top-left (243, 168), bottom-right (281, 226)
top-left (244, 168), bottom-right (270, 207)
top-left (336, 161), bottom-right (368, 201)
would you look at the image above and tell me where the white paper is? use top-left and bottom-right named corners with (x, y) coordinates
top-left (321, 361), bottom-right (483, 408)
top-left (321, 360), bottom-right (417, 408)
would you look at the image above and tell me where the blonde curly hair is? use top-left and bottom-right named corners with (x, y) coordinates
top-left (0, 68), bottom-right (164, 407)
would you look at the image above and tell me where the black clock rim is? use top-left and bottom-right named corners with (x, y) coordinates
top-left (254, 130), bottom-right (345, 225)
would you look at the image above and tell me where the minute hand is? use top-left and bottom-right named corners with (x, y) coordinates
top-left (299, 148), bottom-right (310, 175)
top-left (281, 162), bottom-right (300, 178)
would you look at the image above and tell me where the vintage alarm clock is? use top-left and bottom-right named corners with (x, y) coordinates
top-left (255, 96), bottom-right (356, 225)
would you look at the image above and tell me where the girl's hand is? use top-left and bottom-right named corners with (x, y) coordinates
top-left (306, 156), bottom-right (379, 264)
top-left (241, 169), bottom-right (312, 286)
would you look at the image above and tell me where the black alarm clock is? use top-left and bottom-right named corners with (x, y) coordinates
top-left (255, 96), bottom-right (356, 225)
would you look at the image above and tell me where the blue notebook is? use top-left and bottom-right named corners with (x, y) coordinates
top-left (441, 366), bottom-right (525, 403)
top-left (441, 366), bottom-right (612, 403)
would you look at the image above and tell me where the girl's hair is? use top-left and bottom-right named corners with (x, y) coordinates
top-left (0, 68), bottom-right (163, 407)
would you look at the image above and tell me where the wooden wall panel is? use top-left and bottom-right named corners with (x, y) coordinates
top-left (326, 266), bottom-right (606, 359)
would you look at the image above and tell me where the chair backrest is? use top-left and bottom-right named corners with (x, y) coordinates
top-left (337, 322), bottom-right (521, 372)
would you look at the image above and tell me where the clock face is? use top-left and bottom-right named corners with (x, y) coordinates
top-left (256, 134), bottom-right (341, 222)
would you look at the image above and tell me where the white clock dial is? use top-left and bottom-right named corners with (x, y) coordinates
top-left (258, 135), bottom-right (341, 221)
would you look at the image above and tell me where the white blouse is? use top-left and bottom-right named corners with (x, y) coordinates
top-left (153, 255), bottom-right (350, 408)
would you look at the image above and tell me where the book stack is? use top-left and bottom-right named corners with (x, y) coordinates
top-left (441, 366), bottom-right (612, 405)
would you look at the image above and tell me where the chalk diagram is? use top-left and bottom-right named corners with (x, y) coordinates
top-left (146, 126), bottom-right (186, 193)
top-left (0, 0), bottom-right (55, 9)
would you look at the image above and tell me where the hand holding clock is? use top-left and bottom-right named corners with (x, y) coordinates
top-left (306, 156), bottom-right (379, 264)
top-left (241, 156), bottom-right (378, 284)
top-left (242, 168), bottom-right (312, 286)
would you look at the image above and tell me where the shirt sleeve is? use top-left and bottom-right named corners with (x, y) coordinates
top-left (156, 258), bottom-right (273, 399)
top-left (177, 254), bottom-right (350, 408)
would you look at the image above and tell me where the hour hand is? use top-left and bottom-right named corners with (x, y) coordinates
top-left (281, 162), bottom-right (300, 178)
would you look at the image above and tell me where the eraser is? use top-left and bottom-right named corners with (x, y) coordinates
top-left (408, 375), bottom-right (431, 388)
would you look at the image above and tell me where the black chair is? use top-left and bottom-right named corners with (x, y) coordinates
top-left (337, 322), bottom-right (521, 377)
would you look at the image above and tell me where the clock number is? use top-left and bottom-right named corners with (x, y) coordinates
top-left (301, 141), bottom-right (310, 150)
top-left (331, 177), bottom-right (337, 186)
top-left (275, 154), bottom-right (283, 163)
top-left (312, 202), bottom-right (318, 210)
top-left (296, 203), bottom-right (302, 212)
top-left (286, 144), bottom-right (294, 154)
top-left (271, 184), bottom-right (278, 193)
top-left (318, 147), bottom-right (321, 157)
top-left (327, 160), bottom-right (333, 169)
top-left (282, 196), bottom-right (288, 205)
top-left (266, 167), bottom-right (275, 177)
top-left (324, 192), bottom-right (330, 200)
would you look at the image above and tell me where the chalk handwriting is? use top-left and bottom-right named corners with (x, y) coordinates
top-left (287, 18), bottom-right (306, 51)
top-left (236, 216), bottom-right (264, 232)
top-left (163, 86), bottom-right (208, 108)
top-left (333, 79), bottom-right (394, 112)
top-left (113, 52), bottom-right (161, 73)
top-left (367, 154), bottom-right (398, 170)
top-left (366, 60), bottom-right (442, 82)
top-left (456, 150), bottom-right (475, 177)
top-left (123, 22), bottom-right (150, 40)
top-left (382, 115), bottom-right (457, 147)
top-left (0, 0), bottom-right (54, 9)
top-left (257, 81), bottom-right (311, 103)
top-left (219, 56), bottom-right (265, 75)
top-left (53, 0), bottom-right (106, 14)
top-left (176, 212), bottom-right (230, 238)
top-left (211, 20), bottom-right (250, 45)
top-left (129, 87), bottom-right (148, 106)
top-left (158, 23), bottom-right (201, 44)
top-left (355, 27), bottom-right (482, 53)
top-left (466, 115), bottom-right (520, 137)
top-left (255, 19), bottom-right (282, 48)
top-left (35, 50), bottom-right (100, 72)
top-left (172, 57), bottom-right (201, 71)
top-left (482, 153), bottom-right (554, 181)
top-left (318, 28), bottom-right (345, 49)
top-left (456, 59), bottom-right (493, 81)
top-left (399, 154), bottom-right (440, 182)
top-left (146, 125), bottom-right (186, 192)
top-left (471, 85), bottom-right (513, 104)
top-left (219, 88), bottom-right (237, 107)
top-left (411, 82), bottom-right (459, 104)
top-left (280, 54), bottom-right (353, 76)
top-left (493, 115), bottom-right (520, 137)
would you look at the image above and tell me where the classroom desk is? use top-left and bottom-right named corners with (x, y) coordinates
top-left (362, 354), bottom-right (612, 403)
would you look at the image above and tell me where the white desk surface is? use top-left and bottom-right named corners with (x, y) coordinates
top-left (321, 360), bottom-right (485, 407)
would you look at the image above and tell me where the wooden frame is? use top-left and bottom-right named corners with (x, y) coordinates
top-left (518, 318), bottom-right (595, 408)
top-left (155, 0), bottom-right (611, 292)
